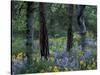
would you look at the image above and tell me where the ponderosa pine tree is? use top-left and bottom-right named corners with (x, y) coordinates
top-left (39, 2), bottom-right (49, 60)
top-left (67, 5), bottom-right (74, 52)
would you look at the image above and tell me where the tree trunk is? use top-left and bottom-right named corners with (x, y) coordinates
top-left (26, 2), bottom-right (34, 64)
top-left (77, 5), bottom-right (86, 50)
top-left (67, 5), bottom-right (74, 52)
top-left (39, 2), bottom-right (49, 60)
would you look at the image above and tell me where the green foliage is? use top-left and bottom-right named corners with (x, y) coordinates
top-left (12, 1), bottom-right (97, 39)
top-left (12, 1), bottom-right (97, 74)
top-left (19, 57), bottom-right (55, 73)
top-left (12, 37), bottom-right (26, 55)
top-left (85, 6), bottom-right (97, 34)
top-left (49, 37), bottom-right (66, 52)
top-left (12, 32), bottom-right (97, 74)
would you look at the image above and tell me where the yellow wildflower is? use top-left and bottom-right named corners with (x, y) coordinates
top-left (53, 66), bottom-right (59, 72)
top-left (80, 60), bottom-right (84, 65)
top-left (50, 57), bottom-right (54, 61)
top-left (16, 52), bottom-right (23, 60)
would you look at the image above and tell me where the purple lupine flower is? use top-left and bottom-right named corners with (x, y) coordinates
top-left (62, 57), bottom-right (69, 66)
top-left (57, 59), bottom-right (63, 67)
top-left (85, 38), bottom-right (95, 46)
top-left (54, 53), bottom-right (59, 63)
top-left (23, 56), bottom-right (27, 64)
top-left (84, 50), bottom-right (91, 58)
top-left (80, 56), bottom-right (86, 61)
top-left (54, 51), bottom-right (69, 68)
top-left (54, 53), bottom-right (62, 67)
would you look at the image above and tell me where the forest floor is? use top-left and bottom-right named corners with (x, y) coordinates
top-left (12, 32), bottom-right (97, 74)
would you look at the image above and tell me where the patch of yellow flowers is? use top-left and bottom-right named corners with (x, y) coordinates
top-left (53, 66), bottom-right (59, 72)
top-left (80, 60), bottom-right (86, 67)
top-left (50, 57), bottom-right (54, 61)
top-left (80, 60), bottom-right (84, 65)
top-left (80, 60), bottom-right (96, 69)
top-left (16, 52), bottom-right (23, 60)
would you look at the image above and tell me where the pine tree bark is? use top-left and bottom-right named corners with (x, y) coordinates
top-left (26, 2), bottom-right (34, 64)
top-left (67, 5), bottom-right (74, 51)
top-left (39, 2), bottom-right (49, 60)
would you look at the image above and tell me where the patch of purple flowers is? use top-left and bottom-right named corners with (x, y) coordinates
top-left (12, 56), bottom-right (27, 74)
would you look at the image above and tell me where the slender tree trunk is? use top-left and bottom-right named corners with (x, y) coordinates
top-left (26, 2), bottom-right (34, 64)
top-left (67, 5), bottom-right (74, 52)
top-left (77, 5), bottom-right (86, 50)
top-left (39, 2), bottom-right (49, 60)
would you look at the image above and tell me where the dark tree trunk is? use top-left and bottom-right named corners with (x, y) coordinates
top-left (39, 2), bottom-right (49, 60)
top-left (67, 5), bottom-right (74, 51)
top-left (77, 5), bottom-right (86, 50)
top-left (26, 2), bottom-right (34, 64)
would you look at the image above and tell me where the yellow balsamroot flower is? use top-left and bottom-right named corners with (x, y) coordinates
top-left (16, 52), bottom-right (23, 60)
top-left (73, 33), bottom-right (80, 39)
top-left (80, 60), bottom-right (84, 65)
top-left (50, 57), bottom-right (54, 61)
top-left (53, 66), bottom-right (59, 72)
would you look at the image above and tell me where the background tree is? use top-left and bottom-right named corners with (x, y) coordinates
top-left (67, 5), bottom-right (74, 52)
top-left (26, 2), bottom-right (34, 64)
top-left (77, 5), bottom-right (86, 50)
top-left (39, 2), bottom-right (49, 60)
